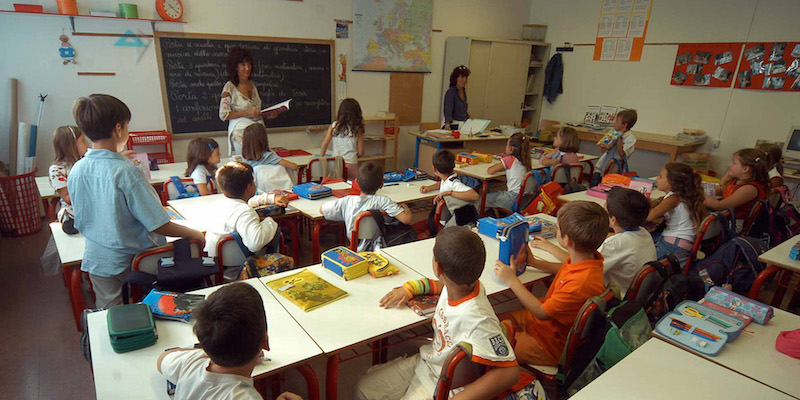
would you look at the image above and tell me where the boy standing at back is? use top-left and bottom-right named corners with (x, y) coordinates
top-left (69, 94), bottom-right (204, 308)
top-left (495, 201), bottom-right (607, 365)
top-left (356, 227), bottom-right (519, 399)
top-left (321, 161), bottom-right (412, 250)
top-left (157, 282), bottom-right (302, 400)
top-left (593, 109), bottom-right (638, 185)
top-left (532, 187), bottom-right (656, 297)
top-left (420, 149), bottom-right (480, 228)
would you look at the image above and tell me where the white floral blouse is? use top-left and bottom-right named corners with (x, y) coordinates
top-left (48, 162), bottom-right (73, 222)
top-left (219, 81), bottom-right (264, 148)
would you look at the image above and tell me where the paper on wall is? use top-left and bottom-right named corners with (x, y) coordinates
top-left (633, 0), bottom-right (651, 13)
top-left (597, 15), bottom-right (614, 38)
top-left (616, 38), bottom-right (634, 61)
top-left (616, 0), bottom-right (634, 13)
top-left (628, 13), bottom-right (648, 37)
top-left (612, 15), bottom-right (630, 37)
top-left (600, 38), bottom-right (618, 61)
top-left (602, 0), bottom-right (619, 14)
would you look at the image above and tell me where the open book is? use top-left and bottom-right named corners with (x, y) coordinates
top-left (460, 118), bottom-right (491, 135)
top-left (261, 99), bottom-right (292, 115)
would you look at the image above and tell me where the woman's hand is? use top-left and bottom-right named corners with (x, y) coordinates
top-left (263, 110), bottom-right (279, 119)
top-left (379, 287), bottom-right (410, 308)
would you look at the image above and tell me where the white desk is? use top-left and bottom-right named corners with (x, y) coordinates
top-left (259, 258), bottom-right (428, 400)
top-left (283, 148), bottom-right (320, 168)
top-left (570, 339), bottom-right (794, 400)
top-left (88, 278), bottom-right (323, 400)
top-left (654, 307), bottom-right (800, 399)
top-left (167, 194), bottom-right (300, 230)
top-left (381, 214), bottom-right (560, 296)
top-left (756, 235), bottom-right (800, 307)
top-left (49, 222), bottom-right (85, 265)
top-left (558, 188), bottom-right (666, 206)
top-left (758, 235), bottom-right (800, 273)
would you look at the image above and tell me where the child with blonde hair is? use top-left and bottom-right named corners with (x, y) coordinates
top-left (49, 125), bottom-right (91, 234)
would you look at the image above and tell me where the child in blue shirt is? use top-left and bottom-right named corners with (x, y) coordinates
top-left (68, 94), bottom-right (205, 308)
top-left (240, 124), bottom-right (298, 170)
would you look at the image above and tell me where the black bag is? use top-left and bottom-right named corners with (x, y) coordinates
top-left (560, 163), bottom-right (586, 194)
top-left (646, 274), bottom-right (706, 324)
top-left (360, 209), bottom-right (417, 251)
top-left (123, 238), bottom-right (217, 302)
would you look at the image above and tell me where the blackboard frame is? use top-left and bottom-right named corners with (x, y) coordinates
top-left (154, 31), bottom-right (336, 138)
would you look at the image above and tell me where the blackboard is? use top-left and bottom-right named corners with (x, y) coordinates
top-left (154, 32), bottom-right (335, 135)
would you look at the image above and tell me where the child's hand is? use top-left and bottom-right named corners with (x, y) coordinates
top-left (189, 229), bottom-right (206, 248)
top-left (379, 287), bottom-right (410, 308)
top-left (494, 259), bottom-right (519, 286)
top-left (274, 194), bottom-right (290, 207)
top-left (530, 236), bottom-right (556, 253)
top-left (433, 191), bottom-right (449, 204)
top-left (420, 185), bottom-right (429, 194)
top-left (276, 392), bottom-right (303, 400)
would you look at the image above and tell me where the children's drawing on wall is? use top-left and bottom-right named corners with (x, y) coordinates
top-left (335, 19), bottom-right (349, 39)
top-left (337, 53), bottom-right (347, 104)
top-left (59, 34), bottom-right (76, 65)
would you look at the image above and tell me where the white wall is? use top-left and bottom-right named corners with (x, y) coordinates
top-left (529, 0), bottom-right (800, 177)
top-left (0, 0), bottom-right (532, 175)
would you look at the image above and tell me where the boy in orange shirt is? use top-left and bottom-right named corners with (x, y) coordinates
top-left (494, 201), bottom-right (608, 365)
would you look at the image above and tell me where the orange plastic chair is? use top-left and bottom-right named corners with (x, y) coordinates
top-left (624, 255), bottom-right (677, 309)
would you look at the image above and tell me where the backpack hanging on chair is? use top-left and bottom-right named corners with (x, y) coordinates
top-left (229, 231), bottom-right (295, 280)
top-left (359, 209), bottom-right (417, 252)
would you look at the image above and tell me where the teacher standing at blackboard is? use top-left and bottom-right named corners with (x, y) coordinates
top-left (442, 65), bottom-right (470, 129)
top-left (219, 47), bottom-right (278, 155)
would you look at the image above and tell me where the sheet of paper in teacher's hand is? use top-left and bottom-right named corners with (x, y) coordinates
top-left (262, 99), bottom-right (292, 115)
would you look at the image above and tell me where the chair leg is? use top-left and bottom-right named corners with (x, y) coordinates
top-left (298, 364), bottom-right (320, 400)
top-left (326, 354), bottom-right (340, 400)
top-left (749, 265), bottom-right (780, 302)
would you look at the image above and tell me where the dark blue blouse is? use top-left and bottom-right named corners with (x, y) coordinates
top-left (443, 85), bottom-right (468, 124)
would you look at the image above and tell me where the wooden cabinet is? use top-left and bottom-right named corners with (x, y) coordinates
top-left (442, 37), bottom-right (550, 129)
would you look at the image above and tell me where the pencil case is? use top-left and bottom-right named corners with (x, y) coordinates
top-left (471, 152), bottom-right (493, 163)
top-left (697, 299), bottom-right (753, 327)
top-left (322, 246), bottom-right (369, 281)
top-left (703, 286), bottom-right (773, 325)
top-left (654, 311), bottom-right (728, 356)
top-left (674, 300), bottom-right (745, 341)
top-left (292, 182), bottom-right (332, 200)
top-left (456, 153), bottom-right (480, 165)
top-left (477, 213), bottom-right (526, 239)
top-left (497, 220), bottom-right (529, 276)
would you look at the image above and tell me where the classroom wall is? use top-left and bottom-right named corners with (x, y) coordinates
top-left (529, 0), bottom-right (800, 177)
top-left (0, 0), bottom-right (533, 175)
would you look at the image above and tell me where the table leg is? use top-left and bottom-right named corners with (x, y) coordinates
top-left (749, 265), bottom-right (780, 301)
top-left (772, 268), bottom-right (793, 307)
top-left (313, 220), bottom-right (322, 264)
top-left (669, 148), bottom-right (678, 162)
top-left (479, 179), bottom-right (489, 216)
top-left (298, 364), bottom-right (320, 400)
top-left (271, 375), bottom-right (281, 399)
top-left (326, 354), bottom-right (340, 400)
top-left (70, 265), bottom-right (85, 331)
top-left (414, 137), bottom-right (421, 168)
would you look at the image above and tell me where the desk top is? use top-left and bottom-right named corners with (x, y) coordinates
top-left (408, 130), bottom-right (512, 143)
top-left (88, 278), bottom-right (323, 400)
top-left (455, 153), bottom-right (600, 181)
top-left (167, 194), bottom-right (300, 231)
top-left (381, 214), bottom-right (559, 296)
top-left (557, 124), bottom-right (707, 148)
top-left (758, 234), bottom-right (800, 273)
top-left (49, 222), bottom-right (85, 265)
top-left (288, 180), bottom-right (437, 220)
top-left (260, 258), bottom-right (428, 354)
top-left (570, 339), bottom-right (794, 400)
top-left (558, 188), bottom-right (666, 206)
top-left (653, 307), bottom-right (800, 398)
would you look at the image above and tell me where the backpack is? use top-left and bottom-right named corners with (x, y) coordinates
top-left (558, 163), bottom-right (586, 194)
top-left (746, 199), bottom-right (800, 248)
top-left (522, 181), bottom-right (563, 216)
top-left (646, 273), bottom-right (707, 324)
top-left (692, 236), bottom-right (766, 295)
top-left (359, 209), bottom-right (417, 252)
top-left (567, 299), bottom-right (652, 395)
top-left (229, 231), bottom-right (294, 280)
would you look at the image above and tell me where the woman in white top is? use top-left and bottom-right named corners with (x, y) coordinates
top-left (647, 162), bottom-right (707, 264)
top-left (320, 98), bottom-right (365, 181)
top-left (219, 47), bottom-right (279, 155)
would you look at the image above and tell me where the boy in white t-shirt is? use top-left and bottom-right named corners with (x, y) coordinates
top-left (533, 187), bottom-right (656, 297)
top-left (420, 150), bottom-right (480, 227)
top-left (355, 227), bottom-right (520, 399)
top-left (157, 282), bottom-right (302, 400)
top-left (593, 109), bottom-right (638, 185)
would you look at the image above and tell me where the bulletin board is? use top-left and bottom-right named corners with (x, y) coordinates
top-left (670, 43), bottom-right (743, 87)
top-left (593, 0), bottom-right (653, 61)
top-left (735, 42), bottom-right (800, 91)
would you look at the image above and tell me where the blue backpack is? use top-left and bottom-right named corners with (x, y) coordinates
top-left (691, 210), bottom-right (766, 295)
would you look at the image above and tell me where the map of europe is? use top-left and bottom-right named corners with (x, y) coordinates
top-left (353, 0), bottom-right (433, 72)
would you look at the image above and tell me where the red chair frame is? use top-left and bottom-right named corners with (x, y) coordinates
top-left (741, 199), bottom-right (767, 237)
top-left (496, 171), bottom-right (540, 216)
top-left (217, 232), bottom-right (291, 280)
top-left (603, 157), bottom-right (627, 175)
top-left (161, 178), bottom-right (198, 206)
top-left (550, 163), bottom-right (585, 185)
top-left (350, 210), bottom-right (388, 251)
top-left (434, 343), bottom-right (498, 400)
top-left (129, 239), bottom-right (215, 302)
top-left (624, 255), bottom-right (676, 308)
top-left (684, 209), bottom-right (732, 274)
top-left (306, 157), bottom-right (346, 183)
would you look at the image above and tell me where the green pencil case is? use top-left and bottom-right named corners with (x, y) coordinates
top-left (107, 303), bottom-right (158, 353)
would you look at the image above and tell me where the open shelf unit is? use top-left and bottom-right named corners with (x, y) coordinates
top-left (523, 42), bottom-right (551, 133)
top-left (362, 116), bottom-right (399, 171)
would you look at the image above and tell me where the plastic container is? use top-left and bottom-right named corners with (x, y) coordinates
top-left (14, 4), bottom-right (44, 13)
top-left (119, 3), bottom-right (139, 19)
top-left (522, 24), bottom-right (547, 41)
top-left (56, 0), bottom-right (78, 15)
top-left (0, 168), bottom-right (43, 236)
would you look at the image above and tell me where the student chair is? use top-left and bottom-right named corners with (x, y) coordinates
top-left (350, 210), bottom-right (385, 251)
top-left (684, 209), bottom-right (732, 274)
top-left (603, 158), bottom-right (628, 175)
top-left (161, 178), bottom-right (201, 206)
top-left (741, 199), bottom-right (768, 237)
top-left (521, 288), bottom-right (616, 386)
top-left (550, 163), bottom-right (585, 185)
top-left (216, 233), bottom-right (290, 281)
top-left (496, 172), bottom-right (539, 216)
top-left (307, 156), bottom-right (346, 183)
top-left (624, 255), bottom-right (678, 309)
top-left (433, 200), bottom-right (447, 234)
top-left (128, 240), bottom-right (210, 302)
top-left (581, 160), bottom-right (595, 182)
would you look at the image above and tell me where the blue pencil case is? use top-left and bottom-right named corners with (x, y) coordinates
top-left (292, 182), bottom-right (332, 200)
top-left (477, 213), bottom-right (526, 239)
top-left (674, 300), bottom-right (745, 341)
top-left (655, 311), bottom-right (730, 356)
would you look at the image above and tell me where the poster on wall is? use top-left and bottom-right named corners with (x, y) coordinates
top-left (594, 0), bottom-right (653, 61)
top-left (735, 42), bottom-right (800, 91)
top-left (353, 0), bottom-right (433, 72)
top-left (670, 43), bottom-right (743, 88)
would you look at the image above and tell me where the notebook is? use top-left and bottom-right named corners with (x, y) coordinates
top-left (266, 269), bottom-right (348, 312)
